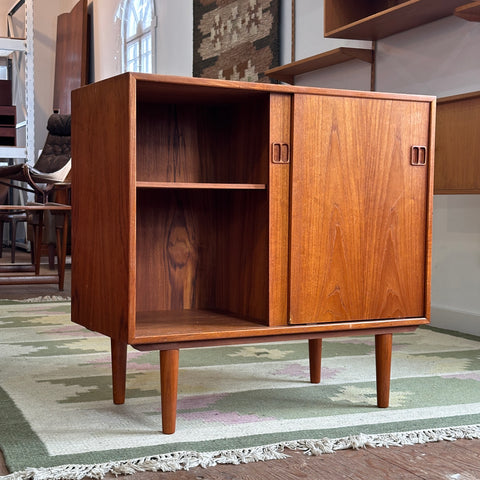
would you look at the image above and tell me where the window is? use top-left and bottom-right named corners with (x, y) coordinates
top-left (122, 0), bottom-right (155, 73)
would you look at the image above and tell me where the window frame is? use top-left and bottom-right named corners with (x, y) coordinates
top-left (121, 0), bottom-right (156, 74)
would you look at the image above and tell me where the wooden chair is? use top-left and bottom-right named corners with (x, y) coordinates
top-left (0, 114), bottom-right (71, 269)
top-left (0, 114), bottom-right (71, 203)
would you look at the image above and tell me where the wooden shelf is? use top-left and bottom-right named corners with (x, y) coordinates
top-left (455, 1), bottom-right (480, 21)
top-left (136, 181), bottom-right (267, 190)
top-left (324, 0), bottom-right (468, 40)
top-left (133, 309), bottom-right (426, 344)
top-left (265, 48), bottom-right (374, 85)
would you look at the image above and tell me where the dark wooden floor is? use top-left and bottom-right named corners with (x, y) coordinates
top-left (1, 247), bottom-right (480, 479)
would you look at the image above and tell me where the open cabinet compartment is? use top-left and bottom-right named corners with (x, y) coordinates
top-left (133, 86), bottom-right (272, 341)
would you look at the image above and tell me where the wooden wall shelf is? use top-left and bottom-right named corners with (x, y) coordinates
top-left (454, 2), bottom-right (480, 21)
top-left (324, 0), bottom-right (468, 40)
top-left (265, 47), bottom-right (374, 84)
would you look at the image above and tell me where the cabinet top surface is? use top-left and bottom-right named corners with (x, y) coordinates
top-left (78, 72), bottom-right (436, 104)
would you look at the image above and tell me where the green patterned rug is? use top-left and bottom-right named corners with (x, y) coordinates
top-left (1, 300), bottom-right (480, 479)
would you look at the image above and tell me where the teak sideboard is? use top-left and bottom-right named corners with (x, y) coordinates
top-left (71, 73), bottom-right (435, 434)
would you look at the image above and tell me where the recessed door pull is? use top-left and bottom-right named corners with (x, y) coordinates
top-left (272, 142), bottom-right (290, 164)
top-left (411, 145), bottom-right (427, 166)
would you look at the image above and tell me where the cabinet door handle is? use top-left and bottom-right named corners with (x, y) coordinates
top-left (272, 143), bottom-right (290, 164)
top-left (411, 145), bottom-right (427, 166)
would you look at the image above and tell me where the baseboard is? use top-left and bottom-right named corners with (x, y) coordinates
top-left (430, 305), bottom-right (480, 336)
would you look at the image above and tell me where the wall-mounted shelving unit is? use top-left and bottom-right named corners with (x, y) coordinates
top-left (454, 1), bottom-right (480, 21)
top-left (266, 47), bottom-right (374, 85)
top-left (267, 1), bottom-right (476, 89)
top-left (324, 0), bottom-right (468, 40)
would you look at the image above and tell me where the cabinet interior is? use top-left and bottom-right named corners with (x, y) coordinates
top-left (134, 91), bottom-right (271, 327)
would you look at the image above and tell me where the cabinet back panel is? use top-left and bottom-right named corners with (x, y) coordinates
top-left (136, 189), bottom-right (269, 323)
top-left (290, 94), bottom-right (430, 324)
top-left (136, 100), bottom-right (269, 184)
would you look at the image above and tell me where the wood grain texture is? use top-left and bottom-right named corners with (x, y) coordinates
top-left (434, 91), bottom-right (480, 193)
top-left (133, 309), bottom-right (421, 345)
top-left (71, 73), bottom-right (135, 341)
top-left (289, 94), bottom-right (431, 324)
top-left (53, 0), bottom-right (89, 114)
top-left (135, 188), bottom-right (269, 323)
top-left (136, 100), bottom-right (269, 184)
top-left (160, 349), bottom-right (179, 434)
top-left (375, 333), bottom-right (392, 407)
top-left (308, 338), bottom-right (322, 383)
top-left (368, 439), bottom-right (480, 479)
top-left (131, 72), bottom-right (435, 104)
top-left (268, 94), bottom-right (291, 326)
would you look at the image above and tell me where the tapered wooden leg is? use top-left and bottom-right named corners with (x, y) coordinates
top-left (32, 212), bottom-right (44, 275)
top-left (308, 338), bottom-right (322, 384)
top-left (375, 333), bottom-right (392, 408)
top-left (160, 349), bottom-right (179, 434)
top-left (111, 338), bottom-right (127, 405)
top-left (55, 213), bottom-right (69, 291)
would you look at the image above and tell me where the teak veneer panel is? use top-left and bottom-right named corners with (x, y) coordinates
top-left (53, 0), bottom-right (89, 114)
top-left (72, 74), bottom-right (136, 341)
top-left (290, 95), bottom-right (433, 324)
top-left (135, 188), bottom-right (269, 322)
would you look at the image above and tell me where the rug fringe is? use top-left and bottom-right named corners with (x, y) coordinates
top-left (4, 424), bottom-right (480, 480)
top-left (17, 296), bottom-right (70, 303)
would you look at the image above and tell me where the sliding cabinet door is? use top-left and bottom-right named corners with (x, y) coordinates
top-left (289, 94), bottom-right (431, 324)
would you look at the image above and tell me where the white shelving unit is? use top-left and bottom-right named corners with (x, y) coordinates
top-left (0, 0), bottom-right (34, 164)
top-left (0, 0), bottom-right (34, 248)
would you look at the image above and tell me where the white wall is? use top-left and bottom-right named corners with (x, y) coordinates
top-left (92, 0), bottom-right (192, 81)
top-left (293, 0), bottom-right (372, 91)
top-left (33, 0), bottom-right (65, 153)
